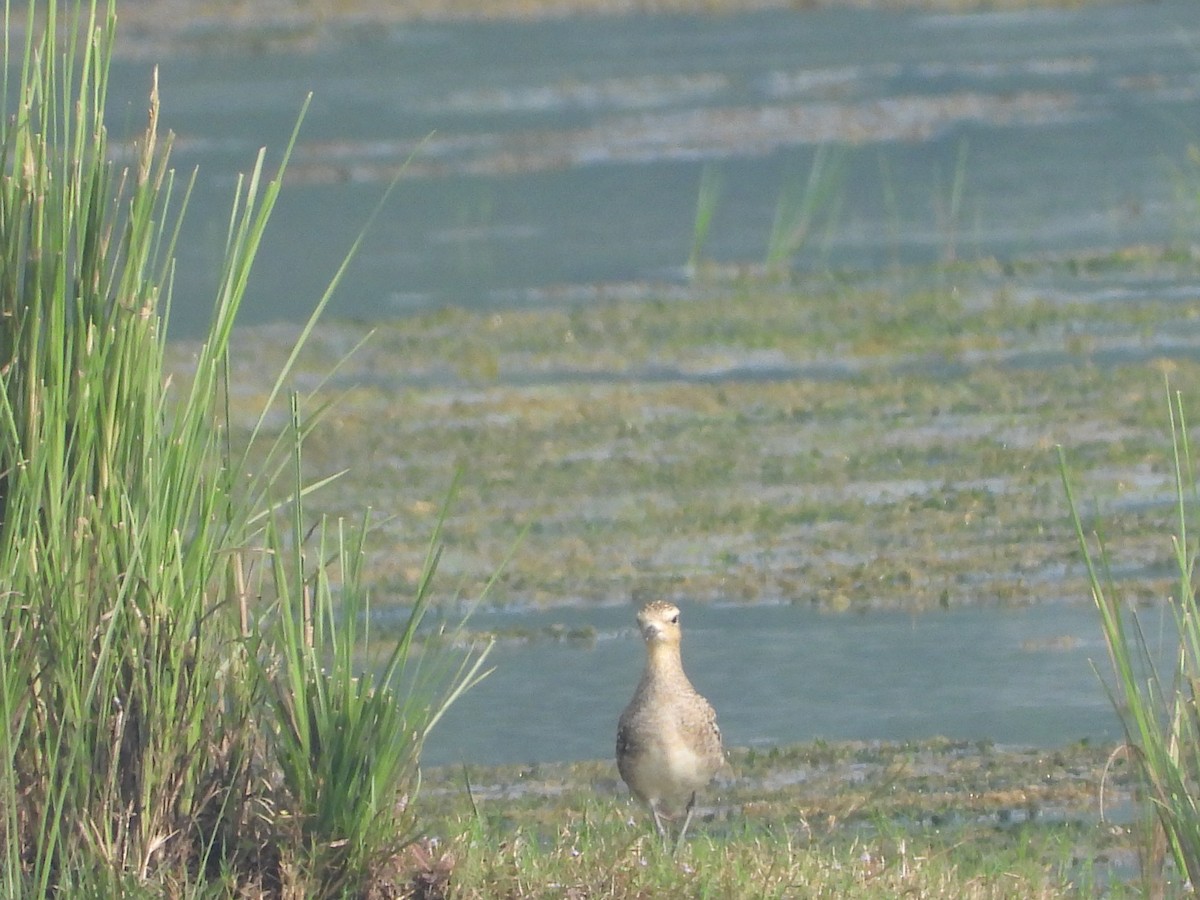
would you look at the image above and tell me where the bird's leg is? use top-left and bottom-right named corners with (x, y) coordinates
top-left (674, 792), bottom-right (697, 854)
top-left (649, 800), bottom-right (671, 847)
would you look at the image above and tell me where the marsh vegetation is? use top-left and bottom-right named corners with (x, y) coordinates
top-left (0, 1), bottom-right (486, 893)
top-left (6, 0), bottom-right (1200, 895)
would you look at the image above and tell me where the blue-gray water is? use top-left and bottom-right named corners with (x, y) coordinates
top-left (422, 602), bottom-right (1144, 767)
top-left (83, 1), bottom-right (1200, 765)
top-left (95, 0), bottom-right (1200, 337)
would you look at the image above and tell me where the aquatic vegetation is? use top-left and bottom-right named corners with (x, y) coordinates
top-left (687, 163), bottom-right (723, 278)
top-left (764, 145), bottom-right (846, 275)
top-left (932, 138), bottom-right (974, 265)
top-left (211, 254), bottom-right (1200, 619)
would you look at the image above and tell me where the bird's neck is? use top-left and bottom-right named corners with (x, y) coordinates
top-left (644, 640), bottom-right (686, 681)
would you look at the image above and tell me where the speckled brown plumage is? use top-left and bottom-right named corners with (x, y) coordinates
top-left (616, 600), bottom-right (724, 849)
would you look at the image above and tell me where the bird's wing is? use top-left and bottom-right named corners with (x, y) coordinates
top-left (616, 716), bottom-right (639, 759)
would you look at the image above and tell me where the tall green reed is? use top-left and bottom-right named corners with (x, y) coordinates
top-left (686, 163), bottom-right (722, 279)
top-left (763, 145), bottom-right (845, 276)
top-left (0, 0), bottom-right (488, 893)
top-left (932, 139), bottom-right (971, 265)
top-left (1060, 390), bottom-right (1200, 895)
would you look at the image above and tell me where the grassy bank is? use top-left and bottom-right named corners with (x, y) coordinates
top-left (405, 737), bottom-right (1144, 897)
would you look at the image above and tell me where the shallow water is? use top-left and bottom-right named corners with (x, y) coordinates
top-left (95, 0), bottom-right (1200, 337)
top-left (86, 2), bottom-right (1200, 767)
top-left (421, 601), bottom-right (1149, 767)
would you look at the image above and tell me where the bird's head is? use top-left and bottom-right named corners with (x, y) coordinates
top-left (636, 600), bottom-right (682, 646)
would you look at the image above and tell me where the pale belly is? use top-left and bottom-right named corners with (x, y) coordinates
top-left (632, 736), bottom-right (717, 809)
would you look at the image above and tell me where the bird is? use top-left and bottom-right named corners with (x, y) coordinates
top-left (616, 600), bottom-right (725, 851)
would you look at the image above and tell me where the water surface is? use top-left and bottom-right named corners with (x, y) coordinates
top-left (423, 602), bottom-right (1143, 767)
top-left (93, 0), bottom-right (1200, 336)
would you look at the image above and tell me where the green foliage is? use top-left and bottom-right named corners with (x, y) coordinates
top-left (440, 804), bottom-right (1094, 899)
top-left (256, 428), bottom-right (490, 894)
top-left (0, 0), bottom-right (487, 894)
top-left (763, 145), bottom-right (845, 275)
top-left (1061, 390), bottom-right (1200, 895)
top-left (687, 163), bottom-right (722, 277)
top-left (932, 138), bottom-right (972, 264)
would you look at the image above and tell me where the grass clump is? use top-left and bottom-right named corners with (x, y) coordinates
top-left (0, 0), bottom-right (487, 895)
top-left (1061, 390), bottom-right (1200, 896)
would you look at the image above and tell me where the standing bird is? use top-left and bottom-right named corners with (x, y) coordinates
top-left (616, 600), bottom-right (725, 851)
